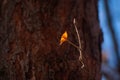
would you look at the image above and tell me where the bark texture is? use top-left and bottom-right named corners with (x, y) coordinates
top-left (0, 0), bottom-right (102, 80)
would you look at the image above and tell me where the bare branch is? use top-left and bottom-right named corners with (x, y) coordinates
top-left (73, 18), bottom-right (84, 68)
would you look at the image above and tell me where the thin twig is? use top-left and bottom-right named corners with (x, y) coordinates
top-left (73, 18), bottom-right (84, 68)
top-left (67, 39), bottom-right (80, 50)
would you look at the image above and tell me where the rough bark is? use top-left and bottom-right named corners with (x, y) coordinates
top-left (0, 0), bottom-right (102, 80)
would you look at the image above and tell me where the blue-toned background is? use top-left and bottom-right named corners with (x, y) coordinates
top-left (98, 0), bottom-right (120, 80)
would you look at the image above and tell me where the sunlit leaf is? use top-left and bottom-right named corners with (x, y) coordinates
top-left (60, 31), bottom-right (68, 45)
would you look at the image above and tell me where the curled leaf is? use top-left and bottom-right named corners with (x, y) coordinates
top-left (60, 31), bottom-right (68, 45)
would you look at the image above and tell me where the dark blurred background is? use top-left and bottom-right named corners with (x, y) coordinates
top-left (98, 0), bottom-right (120, 80)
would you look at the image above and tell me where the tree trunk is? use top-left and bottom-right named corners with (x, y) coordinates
top-left (0, 0), bottom-right (102, 80)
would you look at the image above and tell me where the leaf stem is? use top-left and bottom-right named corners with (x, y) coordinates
top-left (67, 40), bottom-right (80, 50)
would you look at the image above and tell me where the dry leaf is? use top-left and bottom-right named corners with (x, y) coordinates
top-left (60, 31), bottom-right (68, 45)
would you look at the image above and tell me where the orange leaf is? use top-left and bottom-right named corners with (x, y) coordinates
top-left (60, 31), bottom-right (68, 45)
